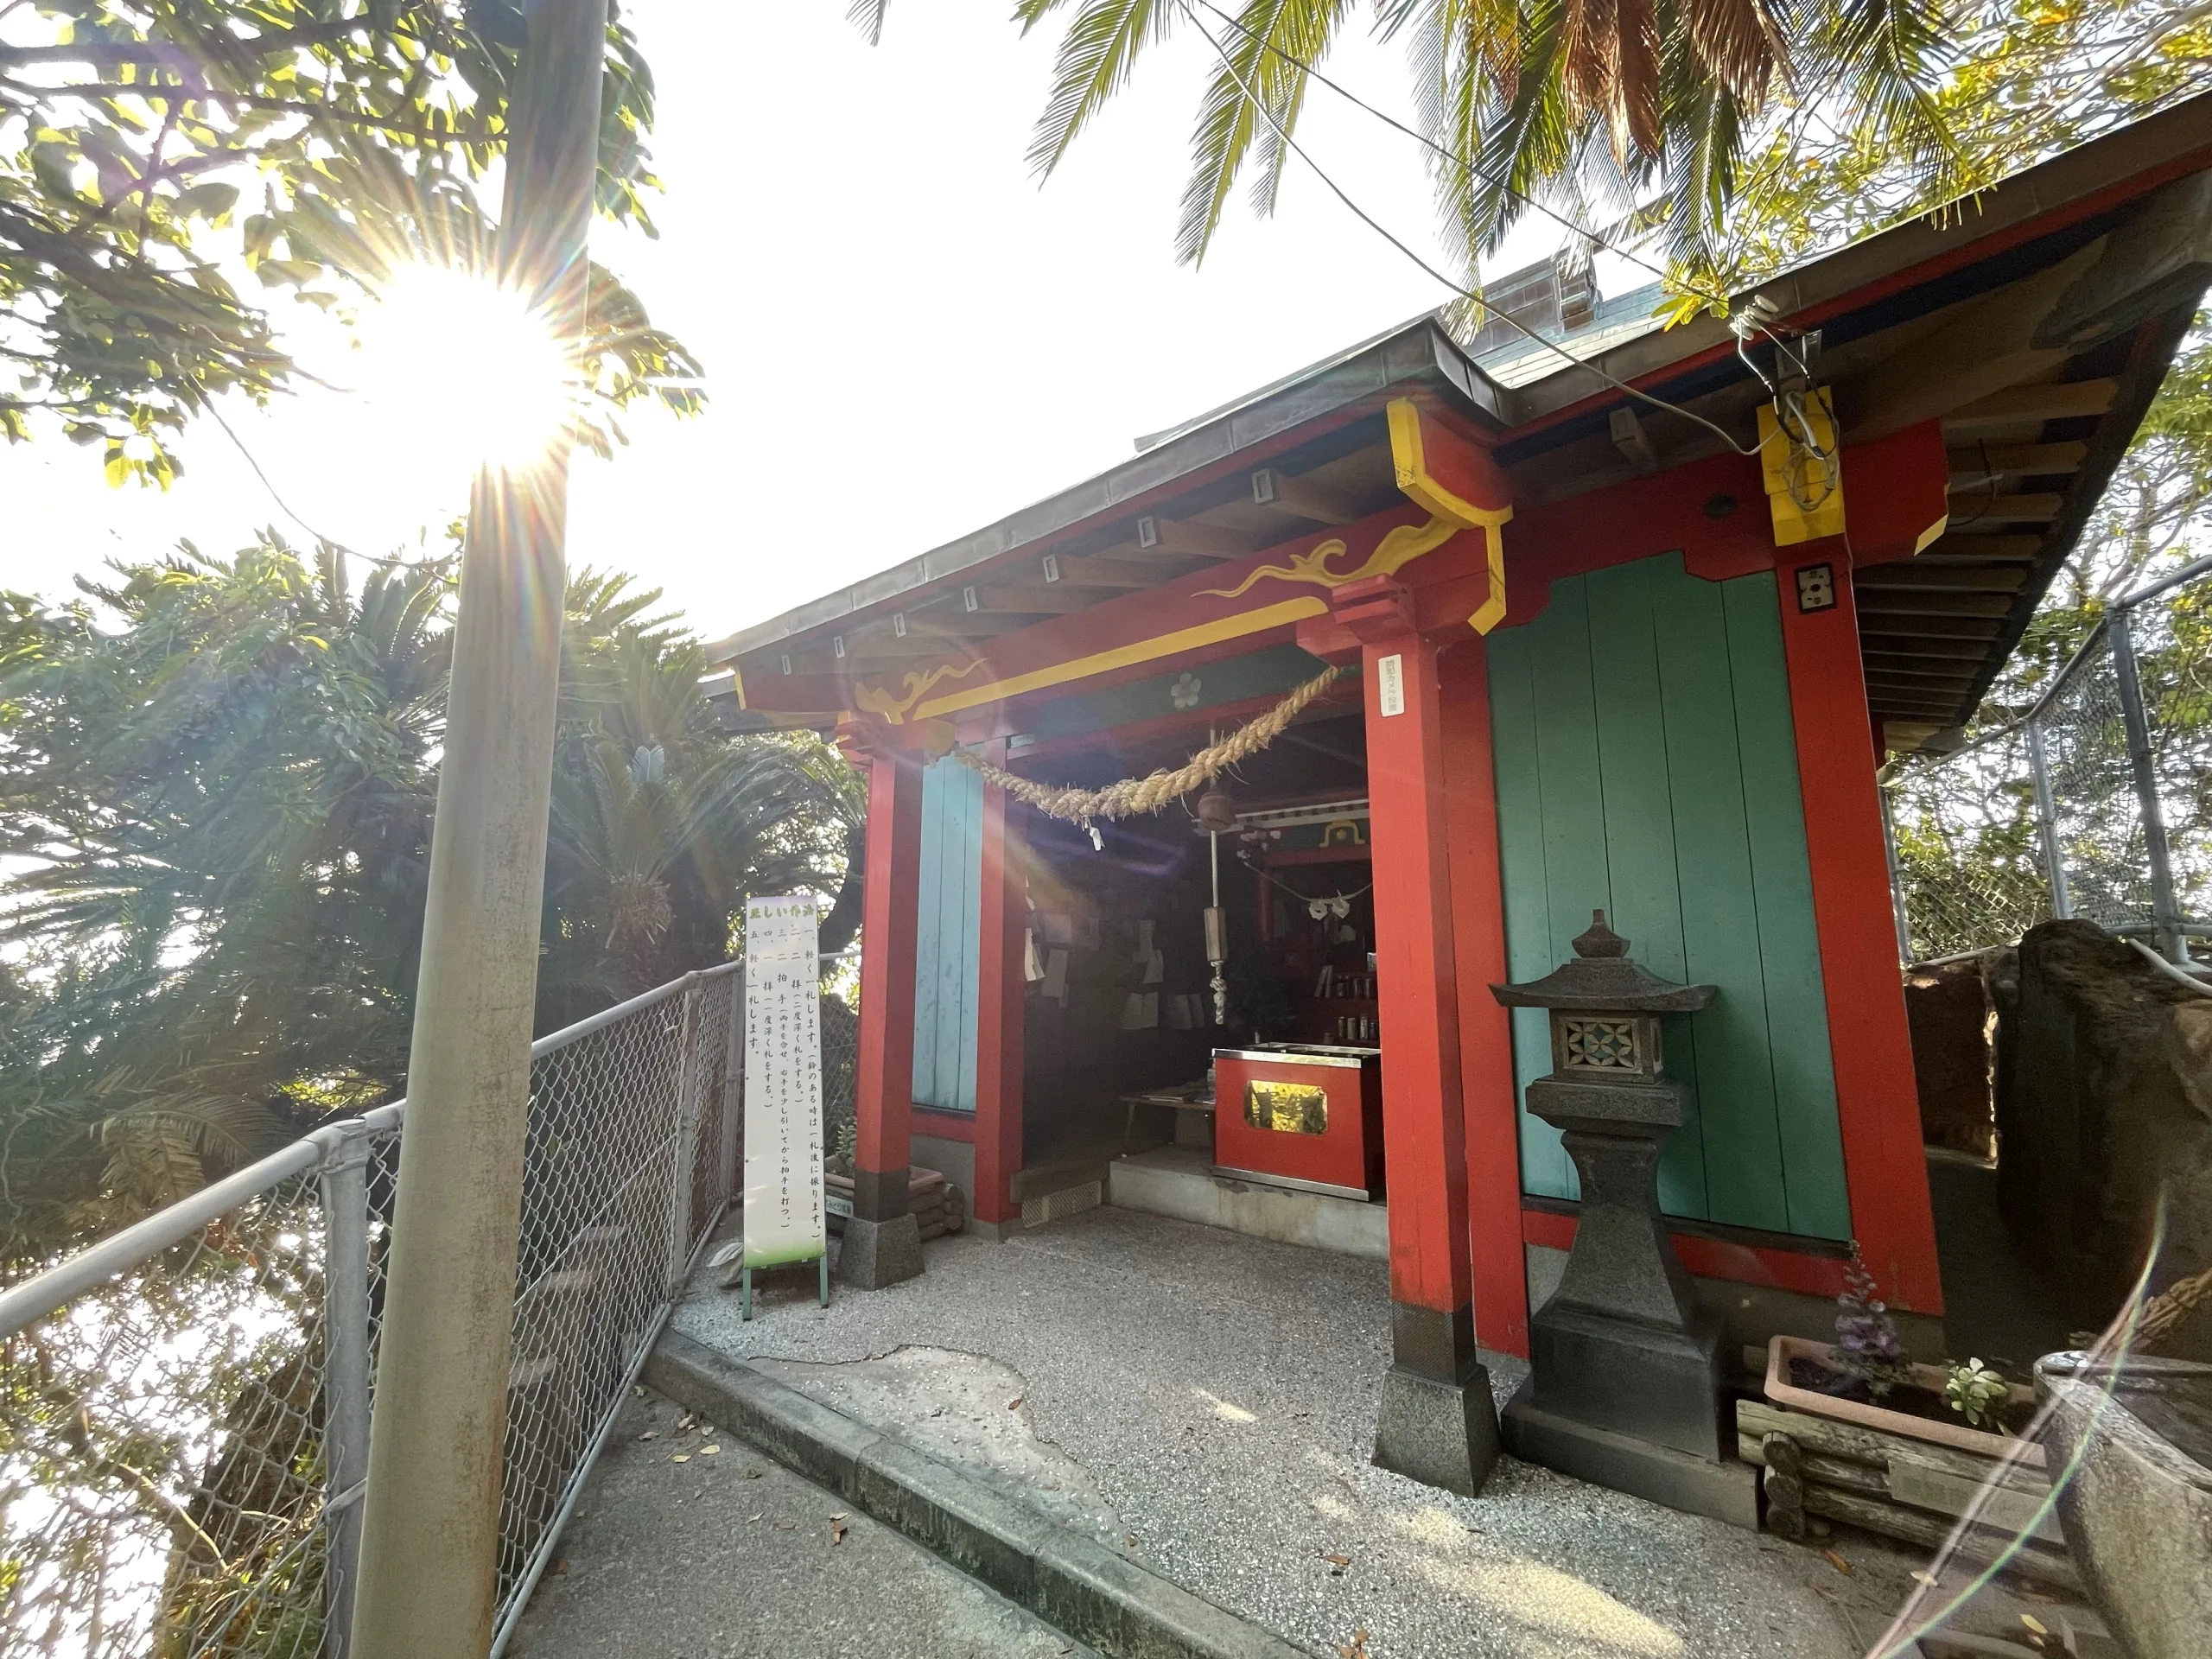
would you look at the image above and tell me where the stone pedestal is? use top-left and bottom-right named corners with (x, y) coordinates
top-left (1371, 1304), bottom-right (1500, 1497)
top-left (835, 1212), bottom-right (922, 1290)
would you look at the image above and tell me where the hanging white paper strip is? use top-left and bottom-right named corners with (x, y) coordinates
top-left (742, 895), bottom-right (825, 1268)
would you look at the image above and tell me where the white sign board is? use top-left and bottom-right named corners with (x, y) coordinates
top-left (742, 896), bottom-right (826, 1268)
top-left (1376, 653), bottom-right (1406, 717)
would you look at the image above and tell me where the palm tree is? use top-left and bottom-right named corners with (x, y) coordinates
top-left (855, 0), bottom-right (1957, 289)
top-left (0, 545), bottom-right (855, 1265)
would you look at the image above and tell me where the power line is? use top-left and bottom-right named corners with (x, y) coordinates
top-left (1189, 0), bottom-right (1730, 309)
top-left (1176, 3), bottom-right (1768, 459)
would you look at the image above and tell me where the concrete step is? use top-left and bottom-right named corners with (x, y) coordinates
top-left (645, 1330), bottom-right (1305, 1659)
top-left (1107, 1147), bottom-right (1388, 1261)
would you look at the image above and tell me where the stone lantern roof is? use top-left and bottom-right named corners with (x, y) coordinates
top-left (1490, 911), bottom-right (1715, 1014)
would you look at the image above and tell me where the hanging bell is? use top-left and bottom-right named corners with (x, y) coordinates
top-left (1195, 785), bottom-right (1239, 834)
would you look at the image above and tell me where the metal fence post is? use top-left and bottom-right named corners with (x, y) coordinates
top-left (666, 977), bottom-right (706, 1295)
top-left (720, 963), bottom-right (745, 1211)
top-left (320, 1122), bottom-right (374, 1659)
top-left (2108, 606), bottom-right (2187, 961)
top-left (2025, 718), bottom-right (2071, 920)
top-left (1878, 782), bottom-right (1914, 963)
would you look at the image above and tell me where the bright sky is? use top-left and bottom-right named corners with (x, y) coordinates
top-left (1, 3), bottom-right (1582, 644)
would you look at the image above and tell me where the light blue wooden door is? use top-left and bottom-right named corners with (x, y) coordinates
top-left (912, 759), bottom-right (984, 1113)
top-left (1485, 551), bottom-right (1850, 1240)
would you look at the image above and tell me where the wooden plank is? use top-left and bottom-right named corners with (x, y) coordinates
top-left (1888, 1459), bottom-right (2063, 1545)
top-left (1724, 572), bottom-right (1851, 1240)
top-left (1736, 1400), bottom-right (2047, 1491)
top-left (953, 761), bottom-right (985, 1114)
top-left (1946, 442), bottom-right (2088, 483)
top-left (1255, 467), bottom-right (1364, 525)
top-left (1485, 620), bottom-right (1575, 1198)
top-left (1051, 555), bottom-right (1169, 589)
top-left (911, 761), bottom-right (947, 1106)
top-left (1945, 494), bottom-right (2064, 525)
top-left (1586, 556), bottom-right (1709, 1218)
top-left (1855, 567), bottom-right (2027, 593)
top-left (1861, 645), bottom-right (1993, 667)
top-left (1915, 537), bottom-right (2045, 562)
top-left (1653, 571), bottom-right (1789, 1232)
top-left (1529, 578), bottom-right (1615, 1203)
top-left (1941, 378), bottom-right (2116, 435)
top-left (1859, 615), bottom-right (2006, 640)
top-left (1797, 1484), bottom-right (2080, 1591)
top-left (977, 584), bottom-right (1116, 613)
top-left (1852, 594), bottom-right (2018, 618)
top-left (1142, 516), bottom-right (1258, 561)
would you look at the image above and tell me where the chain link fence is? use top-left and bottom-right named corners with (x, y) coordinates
top-left (1884, 560), bottom-right (2212, 963)
top-left (0, 949), bottom-right (860, 1658)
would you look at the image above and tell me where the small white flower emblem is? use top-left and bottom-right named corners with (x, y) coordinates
top-left (1171, 673), bottom-right (1202, 710)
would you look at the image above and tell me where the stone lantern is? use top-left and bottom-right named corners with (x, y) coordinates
top-left (1490, 911), bottom-right (1755, 1526)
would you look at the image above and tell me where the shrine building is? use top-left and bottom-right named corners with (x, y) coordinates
top-left (703, 98), bottom-right (2212, 1491)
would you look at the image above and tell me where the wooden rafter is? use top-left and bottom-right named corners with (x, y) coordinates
top-left (1941, 378), bottom-right (2118, 437)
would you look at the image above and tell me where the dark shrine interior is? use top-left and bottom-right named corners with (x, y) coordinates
top-left (1013, 708), bottom-right (1377, 1166)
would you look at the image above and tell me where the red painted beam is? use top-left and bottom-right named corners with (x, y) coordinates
top-left (846, 736), bottom-right (924, 1214)
top-left (1335, 577), bottom-right (1474, 1322)
top-left (1772, 545), bottom-right (1946, 1314)
top-left (1440, 640), bottom-right (1530, 1357)
top-left (1520, 1208), bottom-right (1852, 1301)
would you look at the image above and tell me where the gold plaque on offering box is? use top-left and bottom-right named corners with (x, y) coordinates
top-left (1243, 1080), bottom-right (1328, 1135)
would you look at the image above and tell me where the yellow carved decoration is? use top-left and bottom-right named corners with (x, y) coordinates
top-left (1384, 396), bottom-right (1513, 634)
top-left (1198, 512), bottom-right (1461, 602)
top-left (852, 656), bottom-right (989, 726)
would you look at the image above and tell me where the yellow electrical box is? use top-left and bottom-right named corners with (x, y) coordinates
top-left (1758, 387), bottom-right (1845, 546)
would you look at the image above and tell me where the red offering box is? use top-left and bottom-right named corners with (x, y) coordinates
top-left (1211, 1046), bottom-right (1384, 1199)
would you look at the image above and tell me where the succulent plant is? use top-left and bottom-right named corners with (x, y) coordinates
top-left (1946, 1358), bottom-right (2012, 1429)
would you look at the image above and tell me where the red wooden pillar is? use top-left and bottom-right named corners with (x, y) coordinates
top-left (1335, 575), bottom-right (1501, 1495)
top-left (1439, 641), bottom-right (1529, 1358)
top-left (972, 741), bottom-right (1026, 1231)
top-left (839, 724), bottom-right (926, 1288)
top-left (1772, 546), bottom-right (1945, 1314)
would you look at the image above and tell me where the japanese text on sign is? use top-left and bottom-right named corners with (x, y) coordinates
top-left (742, 896), bottom-right (826, 1268)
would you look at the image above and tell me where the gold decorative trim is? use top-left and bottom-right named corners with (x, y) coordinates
top-left (1386, 397), bottom-right (1515, 635)
top-left (853, 656), bottom-right (989, 725)
top-left (851, 597), bottom-right (1332, 727)
top-left (1198, 512), bottom-right (1460, 601)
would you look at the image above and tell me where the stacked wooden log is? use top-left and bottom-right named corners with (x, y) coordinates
top-left (823, 1166), bottom-right (966, 1238)
top-left (1738, 1398), bottom-right (2078, 1591)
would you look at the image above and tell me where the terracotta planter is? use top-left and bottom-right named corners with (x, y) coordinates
top-left (1765, 1335), bottom-right (2045, 1470)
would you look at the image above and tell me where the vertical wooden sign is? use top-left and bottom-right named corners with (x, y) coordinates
top-left (743, 895), bottom-right (825, 1271)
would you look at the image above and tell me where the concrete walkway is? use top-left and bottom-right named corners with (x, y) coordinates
top-left (506, 1389), bottom-right (1100, 1659)
top-left (670, 1205), bottom-right (2086, 1659)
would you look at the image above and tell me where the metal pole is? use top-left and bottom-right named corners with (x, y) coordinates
top-left (2107, 606), bottom-right (2188, 963)
top-left (720, 965), bottom-right (745, 1209)
top-left (320, 1123), bottom-right (373, 1659)
top-left (351, 4), bottom-right (607, 1653)
top-left (1878, 782), bottom-right (1914, 964)
top-left (667, 980), bottom-right (706, 1294)
top-left (2025, 720), bottom-right (2071, 920)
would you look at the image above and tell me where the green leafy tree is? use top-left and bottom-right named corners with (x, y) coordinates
top-left (0, 540), bottom-right (853, 1267)
top-left (0, 0), bottom-right (699, 483)
top-left (1886, 320), bottom-right (2212, 959)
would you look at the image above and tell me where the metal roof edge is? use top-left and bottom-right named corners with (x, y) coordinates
top-left (1503, 92), bottom-right (2212, 426)
top-left (703, 315), bottom-right (1501, 664)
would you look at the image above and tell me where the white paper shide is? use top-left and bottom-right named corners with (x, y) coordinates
top-left (742, 896), bottom-right (825, 1268)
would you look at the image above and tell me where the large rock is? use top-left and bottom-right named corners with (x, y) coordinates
top-left (1993, 921), bottom-right (2212, 1357)
top-left (1904, 954), bottom-right (1995, 1157)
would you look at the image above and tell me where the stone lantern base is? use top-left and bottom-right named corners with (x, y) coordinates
top-left (1502, 1385), bottom-right (1758, 1528)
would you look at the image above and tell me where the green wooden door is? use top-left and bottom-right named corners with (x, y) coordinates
top-left (1486, 551), bottom-right (1850, 1240)
top-left (912, 758), bottom-right (983, 1114)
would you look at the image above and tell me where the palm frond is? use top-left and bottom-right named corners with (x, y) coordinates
top-left (1027, 0), bottom-right (1179, 181)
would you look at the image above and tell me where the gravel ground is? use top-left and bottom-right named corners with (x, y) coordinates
top-left (506, 1390), bottom-right (1100, 1659)
top-left (673, 1206), bottom-right (2087, 1659)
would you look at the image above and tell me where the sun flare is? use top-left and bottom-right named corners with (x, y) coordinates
top-left (353, 265), bottom-right (576, 478)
